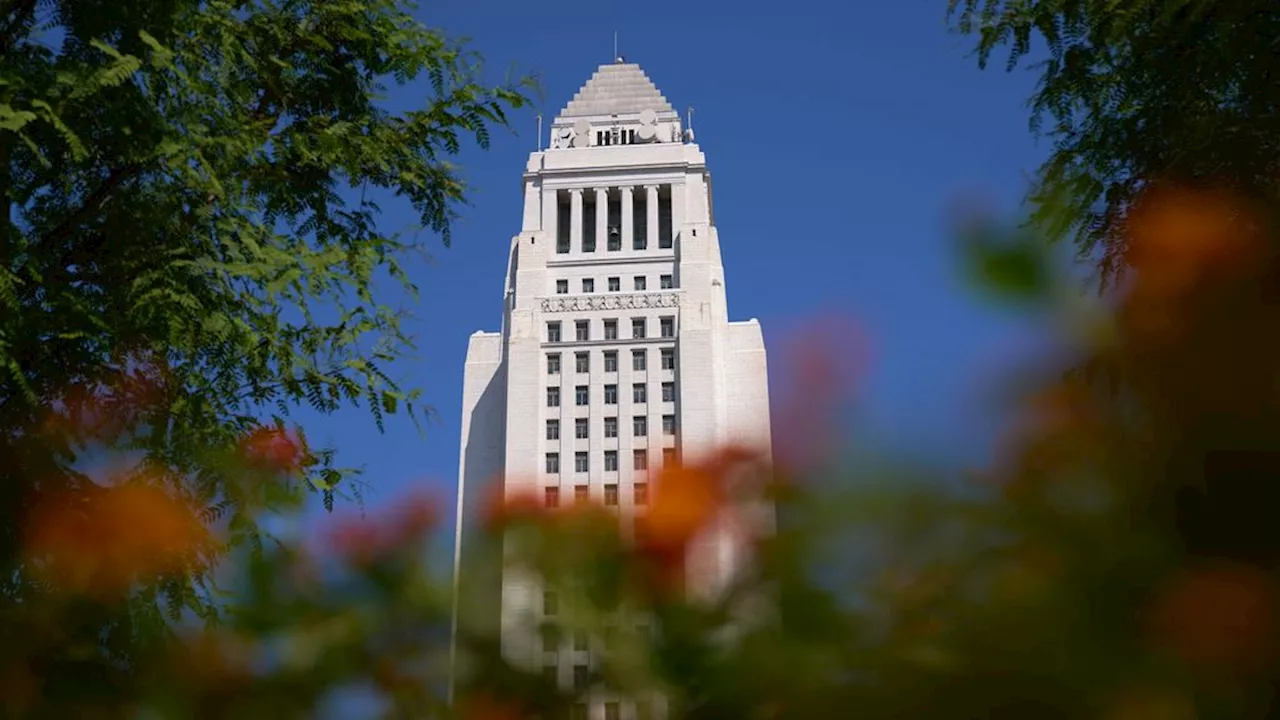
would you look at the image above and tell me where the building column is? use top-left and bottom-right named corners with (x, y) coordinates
top-left (595, 187), bottom-right (608, 251)
top-left (620, 186), bottom-right (634, 251)
top-left (569, 188), bottom-right (584, 253)
top-left (646, 185), bottom-right (660, 251)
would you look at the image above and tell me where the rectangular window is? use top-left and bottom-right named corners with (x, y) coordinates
top-left (633, 450), bottom-right (648, 470)
top-left (547, 419), bottom-right (560, 440)
top-left (582, 278), bottom-right (594, 293)
top-left (604, 417), bottom-right (618, 438)
top-left (604, 452), bottom-right (618, 473)
top-left (575, 418), bottom-right (589, 439)
top-left (575, 452), bottom-right (588, 473)
top-left (603, 351), bottom-right (618, 372)
top-left (660, 316), bottom-right (675, 338)
top-left (658, 194), bottom-right (673, 249)
top-left (634, 276), bottom-right (647, 291)
top-left (575, 320), bottom-right (589, 342)
top-left (556, 279), bottom-right (568, 294)
top-left (544, 590), bottom-right (558, 615)
top-left (571, 703), bottom-right (588, 720)
top-left (573, 665), bottom-right (589, 691)
top-left (604, 384), bottom-right (618, 404)
top-left (575, 385), bottom-right (588, 406)
top-left (632, 349), bottom-right (647, 371)
top-left (663, 448), bottom-right (677, 466)
top-left (632, 318), bottom-right (646, 339)
top-left (633, 416), bottom-right (647, 437)
top-left (605, 702), bottom-right (621, 720)
top-left (633, 383), bottom-right (647, 404)
top-left (634, 483), bottom-right (649, 505)
top-left (662, 381), bottom-right (676, 402)
top-left (574, 485), bottom-right (589, 503)
top-left (547, 387), bottom-right (560, 407)
top-left (604, 483), bottom-right (618, 504)
top-left (607, 277), bottom-right (620, 292)
top-left (584, 201), bottom-right (597, 253)
top-left (573, 630), bottom-right (589, 652)
top-left (660, 347), bottom-right (675, 370)
top-left (548, 353), bottom-right (561, 375)
top-left (557, 222), bottom-right (570, 254)
top-left (604, 320), bottom-right (618, 340)
top-left (547, 322), bottom-right (561, 343)
top-left (634, 195), bottom-right (647, 251)
top-left (542, 625), bottom-right (561, 653)
top-left (575, 352), bottom-right (589, 373)
top-left (546, 453), bottom-right (560, 473)
top-left (545, 486), bottom-right (560, 508)
top-left (543, 664), bottom-right (558, 685)
top-left (660, 274), bottom-right (673, 289)
top-left (663, 414), bottom-right (676, 435)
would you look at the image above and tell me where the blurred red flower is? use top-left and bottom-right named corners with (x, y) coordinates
top-left (325, 491), bottom-right (439, 567)
top-left (240, 426), bottom-right (306, 475)
top-left (1148, 560), bottom-right (1278, 676)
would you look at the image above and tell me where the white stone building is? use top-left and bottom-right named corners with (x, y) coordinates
top-left (450, 59), bottom-right (773, 717)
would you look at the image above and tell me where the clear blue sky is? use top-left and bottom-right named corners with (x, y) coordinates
top-left (294, 0), bottom-right (1052, 544)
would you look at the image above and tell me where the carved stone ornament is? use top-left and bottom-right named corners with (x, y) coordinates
top-left (541, 291), bottom-right (681, 313)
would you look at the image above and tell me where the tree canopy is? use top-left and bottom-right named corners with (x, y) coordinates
top-left (948, 0), bottom-right (1280, 285)
top-left (0, 0), bottom-right (530, 661)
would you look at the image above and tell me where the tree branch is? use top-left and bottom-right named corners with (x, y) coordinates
top-left (40, 162), bottom-right (143, 248)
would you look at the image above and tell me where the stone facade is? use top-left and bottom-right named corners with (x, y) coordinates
top-left (451, 60), bottom-right (773, 717)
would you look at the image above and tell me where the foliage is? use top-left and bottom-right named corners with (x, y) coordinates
top-left (0, 0), bottom-right (530, 670)
top-left (12, 184), bottom-right (1280, 718)
top-left (947, 0), bottom-right (1280, 285)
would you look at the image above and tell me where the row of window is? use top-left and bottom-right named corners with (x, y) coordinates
top-left (549, 348), bottom-right (674, 374)
top-left (545, 442), bottom-right (676, 474)
top-left (546, 682), bottom-right (653, 720)
top-left (543, 480), bottom-right (648, 509)
top-left (547, 384), bottom-right (680, 412)
top-left (557, 699), bottom-right (650, 720)
top-left (555, 188), bottom-right (674, 255)
top-left (558, 230), bottom-right (672, 253)
top-left (555, 274), bottom-right (674, 294)
top-left (548, 319), bottom-right (675, 343)
top-left (547, 384), bottom-right (676, 408)
top-left (548, 414), bottom-right (677, 441)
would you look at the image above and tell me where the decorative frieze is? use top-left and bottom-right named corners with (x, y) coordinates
top-left (540, 291), bottom-right (680, 313)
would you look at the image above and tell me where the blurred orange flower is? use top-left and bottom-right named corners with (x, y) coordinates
top-left (171, 630), bottom-right (252, 688)
top-left (479, 482), bottom-right (547, 531)
top-left (457, 693), bottom-right (523, 720)
top-left (0, 661), bottom-right (39, 716)
top-left (24, 483), bottom-right (209, 598)
top-left (1103, 687), bottom-right (1196, 720)
top-left (1148, 560), bottom-right (1277, 676)
top-left (1122, 187), bottom-right (1264, 344)
top-left (1127, 187), bottom-right (1259, 293)
top-left (645, 462), bottom-right (723, 554)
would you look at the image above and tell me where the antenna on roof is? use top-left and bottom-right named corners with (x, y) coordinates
top-left (536, 114), bottom-right (543, 151)
top-left (613, 31), bottom-right (618, 62)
